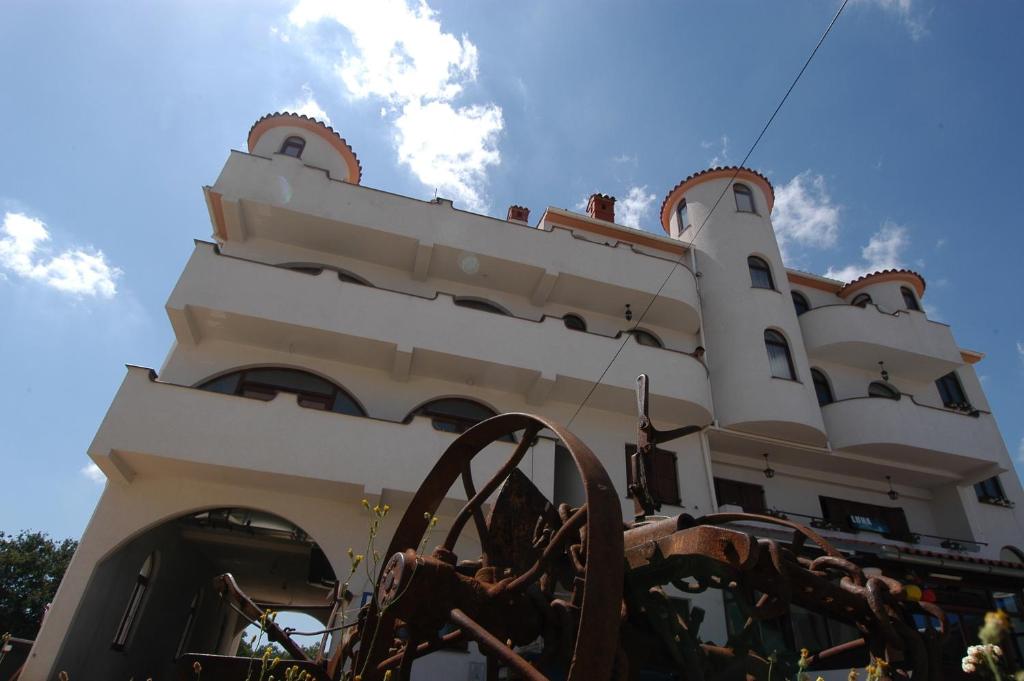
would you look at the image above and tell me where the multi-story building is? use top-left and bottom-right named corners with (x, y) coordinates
top-left (22, 113), bottom-right (1024, 681)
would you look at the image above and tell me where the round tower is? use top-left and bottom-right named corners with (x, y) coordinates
top-left (247, 112), bottom-right (362, 184)
top-left (660, 168), bottom-right (827, 446)
top-left (838, 269), bottom-right (926, 313)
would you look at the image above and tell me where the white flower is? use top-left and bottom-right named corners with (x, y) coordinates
top-left (990, 645), bottom-right (1003, 657)
top-left (962, 660), bottom-right (976, 673)
top-left (968, 645), bottom-right (983, 656)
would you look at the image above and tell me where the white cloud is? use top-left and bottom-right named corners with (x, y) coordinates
top-left (393, 100), bottom-right (501, 211)
top-left (1017, 341), bottom-right (1024, 365)
top-left (80, 462), bottom-right (105, 484)
top-left (771, 171), bottom-right (840, 260)
top-left (0, 212), bottom-right (121, 298)
top-left (617, 186), bottom-right (657, 229)
top-left (287, 0), bottom-right (503, 212)
top-left (285, 84), bottom-right (330, 125)
top-left (707, 135), bottom-right (730, 167)
top-left (856, 0), bottom-right (929, 40)
top-left (825, 221), bottom-right (910, 281)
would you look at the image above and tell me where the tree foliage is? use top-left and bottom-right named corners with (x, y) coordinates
top-left (0, 531), bottom-right (77, 638)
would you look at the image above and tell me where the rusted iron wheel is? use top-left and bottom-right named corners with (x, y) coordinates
top-left (348, 413), bottom-right (624, 681)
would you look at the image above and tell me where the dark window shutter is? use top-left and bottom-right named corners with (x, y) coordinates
top-left (625, 445), bottom-right (680, 506)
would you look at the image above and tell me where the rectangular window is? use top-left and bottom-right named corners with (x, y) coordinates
top-left (975, 476), bottom-right (1008, 504)
top-left (713, 477), bottom-right (766, 513)
top-left (625, 445), bottom-right (681, 506)
top-left (935, 372), bottom-right (968, 408)
top-left (819, 496), bottom-right (912, 542)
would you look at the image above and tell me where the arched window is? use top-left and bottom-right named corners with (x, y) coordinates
top-left (113, 553), bottom-right (156, 650)
top-left (337, 270), bottom-right (371, 286)
top-left (279, 136), bottom-right (306, 158)
top-left (280, 264), bottom-right (372, 286)
top-left (868, 381), bottom-right (900, 400)
top-left (901, 287), bottom-right (921, 311)
top-left (198, 367), bottom-right (366, 416)
top-left (851, 293), bottom-right (872, 308)
top-left (764, 330), bottom-right (796, 380)
top-left (628, 329), bottom-right (663, 348)
top-left (811, 369), bottom-right (834, 406)
top-left (676, 201), bottom-right (689, 231)
top-left (748, 256), bottom-right (775, 290)
top-left (563, 314), bottom-right (587, 332)
top-left (408, 398), bottom-right (513, 441)
top-left (453, 298), bottom-right (509, 315)
top-left (734, 184), bottom-right (755, 213)
top-left (792, 291), bottom-right (810, 316)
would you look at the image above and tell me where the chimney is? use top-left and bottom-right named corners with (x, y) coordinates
top-left (587, 193), bottom-right (616, 222)
top-left (506, 205), bottom-right (530, 224)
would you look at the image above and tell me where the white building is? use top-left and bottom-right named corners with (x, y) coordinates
top-left (21, 113), bottom-right (1024, 681)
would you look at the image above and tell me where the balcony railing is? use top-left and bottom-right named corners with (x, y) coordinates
top-left (800, 303), bottom-right (962, 381)
top-left (740, 508), bottom-right (986, 553)
top-left (209, 151), bottom-right (701, 330)
top-left (821, 394), bottom-right (1005, 479)
top-left (166, 243), bottom-right (713, 421)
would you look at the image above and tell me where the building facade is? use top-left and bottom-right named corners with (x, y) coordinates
top-left (21, 113), bottom-right (1024, 680)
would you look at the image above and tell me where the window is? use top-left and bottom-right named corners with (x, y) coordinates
top-left (281, 264), bottom-right (371, 286)
top-left (851, 293), bottom-right (872, 308)
top-left (408, 398), bottom-right (513, 441)
top-left (676, 201), bottom-right (689, 230)
top-left (935, 371), bottom-right (968, 408)
top-left (175, 590), bottom-right (202, 659)
top-left (764, 330), bottom-right (796, 380)
top-left (113, 553), bottom-right (156, 650)
top-left (563, 314), bottom-right (587, 332)
top-left (868, 381), bottom-right (899, 400)
top-left (819, 496), bottom-right (912, 541)
top-left (734, 184), bottom-right (755, 213)
top-left (901, 287), bottom-right (921, 311)
top-left (453, 298), bottom-right (509, 315)
top-left (279, 136), bottom-right (306, 158)
top-left (714, 478), bottom-right (766, 513)
top-left (975, 476), bottom-right (1009, 504)
top-left (748, 256), bottom-right (775, 290)
top-left (628, 329), bottom-right (663, 348)
top-left (198, 367), bottom-right (366, 416)
top-left (337, 270), bottom-right (371, 286)
top-left (811, 369), bottom-right (834, 406)
top-left (791, 291), bottom-right (810, 316)
top-left (625, 445), bottom-right (680, 506)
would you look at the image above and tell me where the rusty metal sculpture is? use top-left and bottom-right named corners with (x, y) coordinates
top-left (194, 375), bottom-right (946, 681)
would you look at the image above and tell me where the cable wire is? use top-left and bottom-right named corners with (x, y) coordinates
top-left (565, 0), bottom-right (850, 429)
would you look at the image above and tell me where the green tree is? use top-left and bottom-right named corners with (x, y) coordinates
top-left (0, 531), bottom-right (77, 638)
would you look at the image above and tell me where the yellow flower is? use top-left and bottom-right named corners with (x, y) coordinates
top-left (383, 504), bottom-right (391, 514)
top-left (272, 656), bottom-right (281, 669)
top-left (362, 499), bottom-right (370, 509)
top-left (423, 512), bottom-right (431, 520)
top-left (986, 610), bottom-right (1011, 631)
top-left (848, 669), bottom-right (859, 681)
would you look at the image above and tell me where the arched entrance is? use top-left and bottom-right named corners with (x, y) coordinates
top-left (51, 508), bottom-right (336, 681)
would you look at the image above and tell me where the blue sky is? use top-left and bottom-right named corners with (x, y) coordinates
top-left (1, 0), bottom-right (1021, 541)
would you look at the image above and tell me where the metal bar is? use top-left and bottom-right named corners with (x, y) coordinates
top-left (450, 608), bottom-right (547, 681)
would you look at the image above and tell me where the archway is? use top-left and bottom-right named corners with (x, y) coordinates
top-left (52, 507), bottom-right (336, 681)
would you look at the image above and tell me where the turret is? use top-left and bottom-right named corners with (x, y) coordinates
top-left (660, 167), bottom-right (827, 446)
top-left (247, 112), bottom-right (362, 184)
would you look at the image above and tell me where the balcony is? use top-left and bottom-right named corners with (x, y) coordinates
top-left (207, 151), bottom-right (701, 332)
top-left (167, 243), bottom-right (713, 423)
top-left (89, 365), bottom-right (526, 499)
top-left (799, 304), bottom-right (961, 381)
top-left (822, 396), bottom-right (1006, 480)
